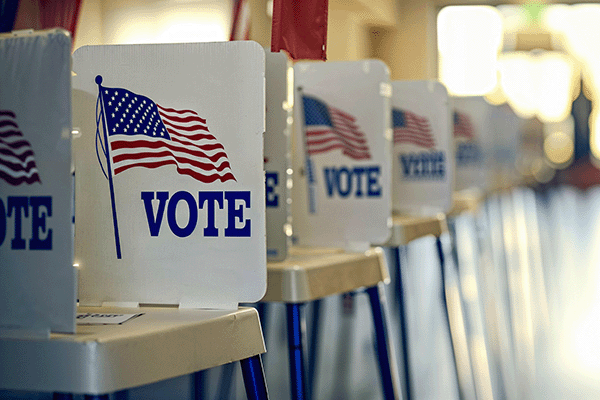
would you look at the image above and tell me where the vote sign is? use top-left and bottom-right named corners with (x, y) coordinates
top-left (292, 60), bottom-right (392, 248)
top-left (73, 42), bottom-right (266, 309)
top-left (391, 81), bottom-right (453, 215)
top-left (0, 30), bottom-right (76, 334)
top-left (265, 51), bottom-right (292, 261)
top-left (453, 96), bottom-right (492, 192)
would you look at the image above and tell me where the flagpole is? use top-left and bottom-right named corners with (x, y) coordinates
top-left (297, 87), bottom-right (317, 214)
top-left (96, 75), bottom-right (122, 259)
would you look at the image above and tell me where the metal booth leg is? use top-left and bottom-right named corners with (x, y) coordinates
top-left (435, 236), bottom-right (460, 386)
top-left (287, 303), bottom-right (308, 400)
top-left (395, 246), bottom-right (413, 400)
top-left (114, 390), bottom-right (128, 400)
top-left (366, 283), bottom-right (400, 400)
top-left (192, 370), bottom-right (206, 400)
top-left (52, 394), bottom-right (73, 400)
top-left (240, 354), bottom-right (269, 400)
top-left (307, 299), bottom-right (323, 400)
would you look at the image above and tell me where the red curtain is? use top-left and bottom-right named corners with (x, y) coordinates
top-left (38, 0), bottom-right (82, 37)
top-left (13, 0), bottom-right (82, 43)
top-left (271, 0), bottom-right (328, 61)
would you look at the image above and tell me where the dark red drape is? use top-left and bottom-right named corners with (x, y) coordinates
top-left (13, 0), bottom-right (81, 44)
top-left (271, 0), bottom-right (328, 61)
top-left (38, 0), bottom-right (82, 38)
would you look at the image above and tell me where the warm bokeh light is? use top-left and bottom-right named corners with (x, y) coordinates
top-left (438, 6), bottom-right (504, 96)
top-left (544, 131), bottom-right (574, 166)
top-left (498, 52), bottom-right (576, 122)
top-left (103, 1), bottom-right (230, 45)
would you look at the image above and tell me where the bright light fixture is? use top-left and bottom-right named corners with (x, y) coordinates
top-left (438, 6), bottom-right (504, 96)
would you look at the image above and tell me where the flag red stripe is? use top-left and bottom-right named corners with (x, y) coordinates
top-left (0, 148), bottom-right (34, 161)
top-left (0, 110), bottom-right (16, 118)
top-left (113, 159), bottom-right (235, 183)
top-left (307, 135), bottom-right (370, 152)
top-left (0, 158), bottom-right (38, 173)
top-left (0, 120), bottom-right (18, 129)
top-left (110, 139), bottom-right (228, 163)
top-left (113, 150), bottom-right (232, 172)
top-left (157, 105), bottom-right (206, 121)
top-left (306, 128), bottom-right (367, 144)
top-left (162, 119), bottom-right (210, 133)
top-left (170, 136), bottom-right (225, 151)
top-left (0, 170), bottom-right (40, 185)
top-left (308, 143), bottom-right (370, 159)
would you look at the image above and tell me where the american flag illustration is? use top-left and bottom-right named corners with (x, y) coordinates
top-left (453, 111), bottom-right (474, 140)
top-left (97, 83), bottom-right (235, 183)
top-left (0, 110), bottom-right (41, 186)
top-left (302, 95), bottom-right (371, 160)
top-left (392, 108), bottom-right (435, 148)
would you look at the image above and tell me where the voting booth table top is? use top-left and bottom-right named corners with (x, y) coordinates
top-left (0, 35), bottom-right (269, 399)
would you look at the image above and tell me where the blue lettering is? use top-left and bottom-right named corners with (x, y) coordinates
top-left (29, 196), bottom-right (52, 250)
top-left (8, 196), bottom-right (28, 250)
top-left (399, 152), bottom-right (446, 180)
top-left (265, 172), bottom-right (279, 208)
top-left (224, 191), bottom-right (251, 237)
top-left (323, 166), bottom-right (382, 198)
top-left (167, 191), bottom-right (197, 238)
top-left (141, 191), bottom-right (169, 236)
top-left (198, 191), bottom-right (223, 237)
top-left (324, 168), bottom-right (337, 197)
top-left (337, 167), bottom-right (352, 197)
top-left (353, 167), bottom-right (366, 197)
top-left (367, 167), bottom-right (381, 197)
top-left (400, 155), bottom-right (411, 176)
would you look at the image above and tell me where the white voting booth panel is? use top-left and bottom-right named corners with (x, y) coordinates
top-left (453, 96), bottom-right (493, 192)
top-left (265, 51), bottom-right (292, 262)
top-left (72, 42), bottom-right (266, 309)
top-left (391, 81), bottom-right (453, 215)
top-left (292, 60), bottom-right (392, 248)
top-left (0, 29), bottom-right (76, 334)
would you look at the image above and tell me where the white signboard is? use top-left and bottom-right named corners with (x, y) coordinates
top-left (72, 42), bottom-right (266, 309)
top-left (453, 96), bottom-right (492, 192)
top-left (265, 51), bottom-right (292, 261)
top-left (0, 29), bottom-right (76, 334)
top-left (292, 60), bottom-right (392, 248)
top-left (391, 81), bottom-right (453, 215)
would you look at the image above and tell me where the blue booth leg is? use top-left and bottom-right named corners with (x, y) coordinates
top-left (240, 354), bottom-right (269, 400)
top-left (84, 395), bottom-right (109, 400)
top-left (395, 246), bottom-right (412, 400)
top-left (191, 370), bottom-right (206, 400)
top-left (366, 283), bottom-right (400, 400)
top-left (114, 390), bottom-right (128, 400)
top-left (52, 394), bottom-right (72, 400)
top-left (287, 303), bottom-right (307, 400)
top-left (435, 236), bottom-right (460, 381)
top-left (307, 299), bottom-right (323, 400)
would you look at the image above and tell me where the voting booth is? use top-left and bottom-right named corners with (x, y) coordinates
top-left (72, 42), bottom-right (266, 309)
top-left (0, 40), bottom-right (269, 400)
top-left (0, 29), bottom-right (76, 337)
top-left (391, 80), bottom-right (453, 216)
top-left (453, 96), bottom-right (493, 193)
top-left (292, 60), bottom-right (392, 250)
top-left (264, 51), bottom-right (293, 262)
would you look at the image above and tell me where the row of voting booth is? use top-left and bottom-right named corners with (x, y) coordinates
top-left (0, 29), bottom-right (537, 400)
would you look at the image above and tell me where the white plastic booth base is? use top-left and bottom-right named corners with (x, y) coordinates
top-left (0, 306), bottom-right (267, 399)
